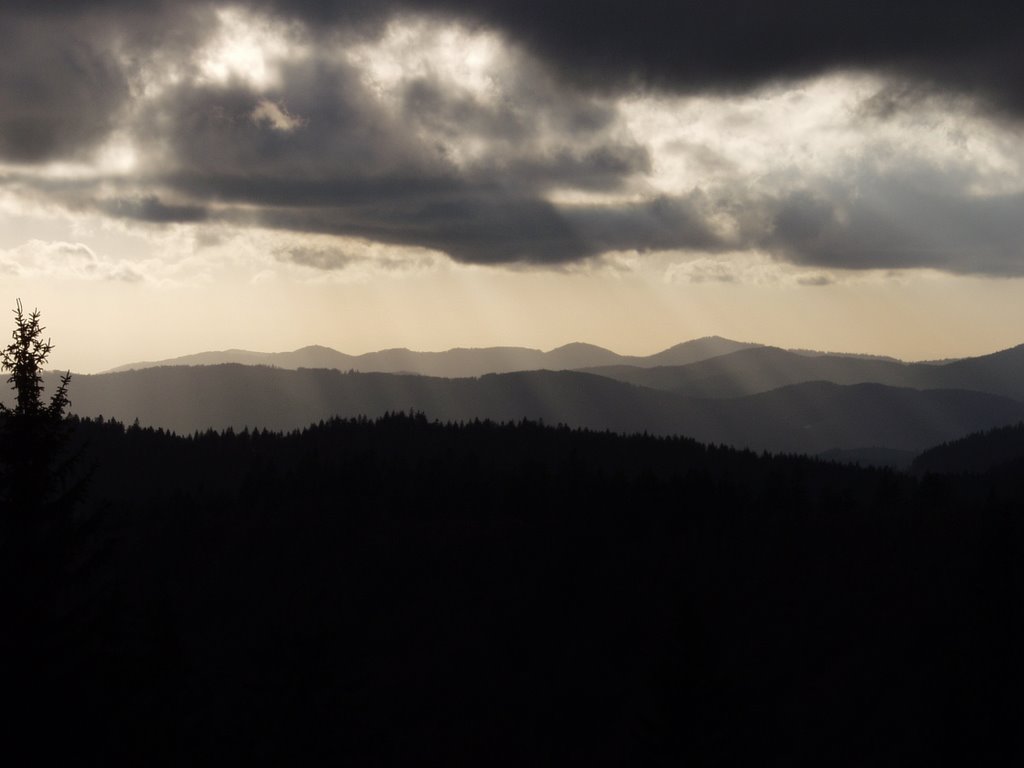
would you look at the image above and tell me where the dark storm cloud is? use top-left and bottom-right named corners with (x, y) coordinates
top-left (121, 52), bottom-right (673, 264)
top-left (98, 196), bottom-right (210, 224)
top-left (9, 0), bottom-right (1018, 164)
top-left (257, 192), bottom-right (727, 265)
top-left (562, 195), bottom-right (725, 255)
top-left (3, 0), bottom-right (1023, 274)
top-left (275, 245), bottom-right (357, 270)
top-left (0, 2), bottom-right (216, 163)
top-left (260, 1), bottom-right (1024, 115)
top-left (765, 167), bottom-right (1024, 276)
top-left (797, 275), bottom-right (835, 287)
top-left (4, 0), bottom-right (1022, 142)
top-left (257, 194), bottom-right (583, 263)
top-left (399, 74), bottom-right (650, 190)
top-left (143, 61), bottom-right (432, 181)
top-left (0, 13), bottom-right (129, 162)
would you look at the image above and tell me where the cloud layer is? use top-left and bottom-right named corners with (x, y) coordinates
top-left (0, 240), bottom-right (144, 282)
top-left (1, 1), bottom-right (1023, 275)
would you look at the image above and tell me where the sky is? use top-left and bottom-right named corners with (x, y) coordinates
top-left (2, 1), bottom-right (1024, 372)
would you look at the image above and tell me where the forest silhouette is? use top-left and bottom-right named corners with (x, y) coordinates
top-left (2, 305), bottom-right (1023, 765)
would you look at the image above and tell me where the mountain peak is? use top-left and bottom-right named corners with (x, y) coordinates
top-left (643, 336), bottom-right (761, 366)
top-left (294, 344), bottom-right (338, 353)
top-left (547, 342), bottom-right (614, 354)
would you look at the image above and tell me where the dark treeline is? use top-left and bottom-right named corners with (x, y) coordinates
top-left (913, 421), bottom-right (1024, 476)
top-left (4, 413), bottom-right (1024, 765)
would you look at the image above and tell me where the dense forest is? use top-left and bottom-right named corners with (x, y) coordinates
top-left (3, 411), bottom-right (1023, 765)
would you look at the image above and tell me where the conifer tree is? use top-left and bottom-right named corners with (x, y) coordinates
top-left (0, 299), bottom-right (73, 516)
top-left (0, 302), bottom-right (88, 757)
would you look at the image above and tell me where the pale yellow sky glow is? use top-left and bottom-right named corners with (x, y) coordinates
top-left (4, 227), bottom-right (1021, 373)
top-left (2, 9), bottom-right (1024, 372)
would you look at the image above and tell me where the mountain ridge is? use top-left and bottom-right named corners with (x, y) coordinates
top-left (26, 365), bottom-right (1024, 457)
top-left (103, 336), bottom-right (763, 377)
top-left (104, 338), bottom-right (1022, 380)
top-left (584, 343), bottom-right (1024, 401)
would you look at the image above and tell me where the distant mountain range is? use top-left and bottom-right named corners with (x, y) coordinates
top-left (585, 343), bottom-right (1024, 400)
top-left (19, 337), bottom-right (1020, 463)
top-left (105, 337), bottom-right (762, 376)
top-left (106, 337), bottom-right (967, 379)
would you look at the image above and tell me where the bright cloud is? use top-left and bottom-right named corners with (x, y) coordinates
top-left (0, 240), bottom-right (144, 282)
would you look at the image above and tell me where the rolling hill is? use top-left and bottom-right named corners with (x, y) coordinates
top-left (111, 338), bottom-right (1024, 406)
top-left (29, 366), bottom-right (1024, 456)
top-left (585, 343), bottom-right (1024, 400)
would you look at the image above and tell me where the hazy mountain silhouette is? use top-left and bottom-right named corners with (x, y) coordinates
top-left (107, 339), bottom-right (1024, 403)
top-left (105, 336), bottom-right (761, 377)
top-left (625, 336), bottom-right (760, 366)
top-left (42, 367), bottom-right (686, 436)
top-left (586, 347), bottom-right (920, 397)
top-left (933, 344), bottom-right (1024, 398)
top-left (785, 348), bottom-right (903, 363)
top-left (586, 343), bottom-right (1024, 400)
top-left (104, 344), bottom-right (358, 372)
top-left (25, 366), bottom-right (1024, 456)
top-left (679, 381), bottom-right (1024, 455)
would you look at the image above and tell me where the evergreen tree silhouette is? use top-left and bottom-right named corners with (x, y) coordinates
top-left (0, 299), bottom-right (74, 518)
top-left (0, 300), bottom-right (95, 757)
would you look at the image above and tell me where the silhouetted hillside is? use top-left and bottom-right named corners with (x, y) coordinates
top-left (49, 366), bottom-right (685, 435)
top-left (933, 343), bottom-right (1024, 398)
top-left (586, 343), bottom-right (1024, 400)
top-left (626, 335), bottom-right (760, 366)
top-left (22, 366), bottom-right (1024, 455)
top-left (104, 344), bottom-right (357, 371)
top-left (586, 347), bottom-right (922, 397)
top-left (912, 421), bottom-right (1024, 475)
top-left (6, 413), bottom-right (1022, 765)
top-left (679, 381), bottom-right (1024, 454)
top-left (786, 347), bottom-right (902, 362)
